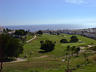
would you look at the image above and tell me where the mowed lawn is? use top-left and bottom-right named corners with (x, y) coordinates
top-left (3, 34), bottom-right (96, 72)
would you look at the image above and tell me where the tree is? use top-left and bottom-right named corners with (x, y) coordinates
top-left (70, 46), bottom-right (80, 57)
top-left (75, 47), bottom-right (80, 56)
top-left (66, 45), bottom-right (70, 51)
top-left (36, 30), bottom-right (43, 35)
top-left (14, 29), bottom-right (28, 36)
top-left (70, 46), bottom-right (76, 56)
top-left (60, 39), bottom-right (68, 43)
top-left (65, 46), bottom-right (72, 72)
top-left (40, 40), bottom-right (44, 44)
top-left (40, 40), bottom-right (55, 52)
top-left (70, 36), bottom-right (79, 43)
top-left (0, 34), bottom-right (23, 72)
top-left (66, 46), bottom-right (80, 57)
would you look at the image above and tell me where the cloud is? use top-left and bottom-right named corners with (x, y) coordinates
top-left (65, 0), bottom-right (86, 4)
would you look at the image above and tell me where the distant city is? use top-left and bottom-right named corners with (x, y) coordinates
top-left (0, 24), bottom-right (96, 39)
top-left (2, 24), bottom-right (96, 32)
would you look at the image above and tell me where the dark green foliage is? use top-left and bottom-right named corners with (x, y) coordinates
top-left (71, 46), bottom-right (76, 56)
top-left (66, 45), bottom-right (70, 52)
top-left (40, 40), bottom-right (55, 52)
top-left (60, 36), bottom-right (79, 44)
top-left (65, 46), bottom-right (80, 72)
top-left (65, 45), bottom-right (72, 72)
top-left (0, 34), bottom-right (23, 72)
top-left (74, 47), bottom-right (80, 56)
top-left (70, 36), bottom-right (79, 43)
top-left (60, 39), bottom-right (68, 43)
top-left (14, 29), bottom-right (28, 36)
top-left (0, 34), bottom-right (23, 61)
top-left (65, 46), bottom-right (80, 56)
top-left (40, 40), bottom-right (44, 44)
top-left (36, 30), bottom-right (43, 35)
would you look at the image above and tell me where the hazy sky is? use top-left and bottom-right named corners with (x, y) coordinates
top-left (0, 0), bottom-right (96, 26)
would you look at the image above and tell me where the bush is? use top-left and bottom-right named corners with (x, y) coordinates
top-left (36, 30), bottom-right (43, 35)
top-left (40, 40), bottom-right (44, 44)
top-left (70, 36), bottom-right (79, 43)
top-left (14, 29), bottom-right (28, 36)
top-left (40, 40), bottom-right (55, 52)
top-left (60, 39), bottom-right (68, 43)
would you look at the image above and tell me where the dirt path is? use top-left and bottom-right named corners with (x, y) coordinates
top-left (9, 35), bottom-right (37, 63)
top-left (80, 45), bottom-right (96, 53)
top-left (10, 55), bottom-right (48, 63)
top-left (9, 58), bottom-right (27, 63)
top-left (34, 55), bottom-right (49, 59)
top-left (26, 35), bottom-right (37, 43)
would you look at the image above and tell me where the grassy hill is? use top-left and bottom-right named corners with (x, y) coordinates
top-left (22, 34), bottom-right (96, 57)
top-left (3, 34), bottom-right (96, 72)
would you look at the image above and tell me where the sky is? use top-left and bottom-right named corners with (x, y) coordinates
top-left (0, 0), bottom-right (96, 26)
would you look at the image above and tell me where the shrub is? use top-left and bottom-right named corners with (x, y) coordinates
top-left (36, 30), bottom-right (43, 35)
top-left (40, 40), bottom-right (55, 52)
top-left (60, 39), bottom-right (68, 43)
top-left (70, 36), bottom-right (79, 43)
top-left (40, 40), bottom-right (44, 44)
top-left (14, 29), bottom-right (28, 36)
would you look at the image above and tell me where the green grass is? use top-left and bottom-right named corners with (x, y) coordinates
top-left (3, 34), bottom-right (96, 72)
top-left (3, 55), bottom-right (96, 72)
top-left (26, 34), bottom-right (34, 41)
top-left (73, 63), bottom-right (96, 72)
top-left (21, 34), bottom-right (96, 57)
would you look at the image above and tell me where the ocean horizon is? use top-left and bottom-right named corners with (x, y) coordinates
top-left (4, 24), bottom-right (96, 32)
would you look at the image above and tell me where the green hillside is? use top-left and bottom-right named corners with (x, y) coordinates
top-left (3, 34), bottom-right (96, 72)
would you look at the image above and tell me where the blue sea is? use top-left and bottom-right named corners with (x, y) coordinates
top-left (4, 24), bottom-right (96, 32)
